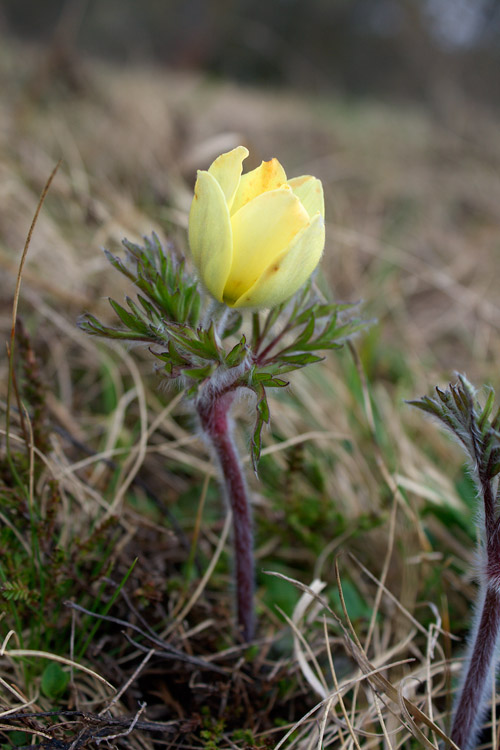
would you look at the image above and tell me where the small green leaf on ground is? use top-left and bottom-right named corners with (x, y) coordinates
top-left (41, 661), bottom-right (70, 700)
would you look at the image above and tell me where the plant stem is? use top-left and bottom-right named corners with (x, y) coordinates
top-left (197, 391), bottom-right (255, 641)
top-left (451, 584), bottom-right (500, 750)
top-left (451, 474), bottom-right (500, 750)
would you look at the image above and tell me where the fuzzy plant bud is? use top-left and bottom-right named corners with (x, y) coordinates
top-left (188, 146), bottom-right (325, 308)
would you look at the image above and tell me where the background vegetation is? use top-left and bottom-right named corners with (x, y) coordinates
top-left (1, 2), bottom-right (500, 748)
top-left (4, 0), bottom-right (500, 104)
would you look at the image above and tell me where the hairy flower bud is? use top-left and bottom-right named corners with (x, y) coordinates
top-left (188, 146), bottom-right (325, 308)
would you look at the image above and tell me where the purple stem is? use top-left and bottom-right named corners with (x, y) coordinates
top-left (197, 391), bottom-right (255, 641)
top-left (451, 476), bottom-right (500, 750)
top-left (451, 584), bottom-right (500, 750)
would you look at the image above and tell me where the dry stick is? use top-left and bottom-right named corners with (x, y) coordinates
top-left (323, 618), bottom-right (347, 747)
top-left (326, 627), bottom-right (363, 750)
top-left (66, 600), bottom-right (227, 674)
top-left (3, 649), bottom-right (114, 689)
top-left (0, 725), bottom-right (52, 741)
top-left (100, 653), bottom-right (154, 714)
top-left (95, 702), bottom-right (146, 745)
top-left (6, 161), bottom-right (61, 453)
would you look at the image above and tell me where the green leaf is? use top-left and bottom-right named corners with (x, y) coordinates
top-left (153, 341), bottom-right (188, 366)
top-left (250, 385), bottom-right (272, 470)
top-left (225, 336), bottom-right (247, 368)
top-left (103, 248), bottom-right (136, 282)
top-left (108, 235), bottom-right (202, 328)
top-left (78, 314), bottom-right (155, 342)
top-left (108, 298), bottom-right (149, 334)
top-left (3, 731), bottom-right (29, 747)
top-left (410, 375), bottom-right (500, 482)
top-left (257, 393), bottom-right (270, 423)
top-left (276, 353), bottom-right (324, 367)
top-left (182, 363), bottom-right (216, 381)
top-left (478, 387), bottom-right (495, 433)
top-left (41, 661), bottom-right (70, 700)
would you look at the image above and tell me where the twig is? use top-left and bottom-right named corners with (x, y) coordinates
top-left (65, 601), bottom-right (227, 674)
top-left (95, 702), bottom-right (146, 744)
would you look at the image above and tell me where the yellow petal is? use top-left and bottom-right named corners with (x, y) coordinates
top-left (232, 213), bottom-right (325, 308)
top-left (223, 187), bottom-right (310, 306)
top-left (208, 146), bottom-right (249, 210)
top-left (230, 158), bottom-right (287, 215)
top-left (188, 170), bottom-right (232, 301)
top-left (288, 176), bottom-right (325, 219)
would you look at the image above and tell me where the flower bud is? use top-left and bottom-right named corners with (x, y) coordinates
top-left (188, 146), bottom-right (325, 308)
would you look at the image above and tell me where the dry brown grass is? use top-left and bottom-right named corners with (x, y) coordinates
top-left (1, 35), bottom-right (500, 749)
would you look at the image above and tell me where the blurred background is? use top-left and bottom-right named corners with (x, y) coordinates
top-left (3, 0), bottom-right (500, 106)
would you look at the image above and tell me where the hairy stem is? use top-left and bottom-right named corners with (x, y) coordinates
top-left (197, 392), bottom-right (254, 641)
top-left (451, 470), bottom-right (500, 750)
top-left (451, 584), bottom-right (500, 750)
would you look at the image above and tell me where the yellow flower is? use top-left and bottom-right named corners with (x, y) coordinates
top-left (188, 146), bottom-right (325, 308)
